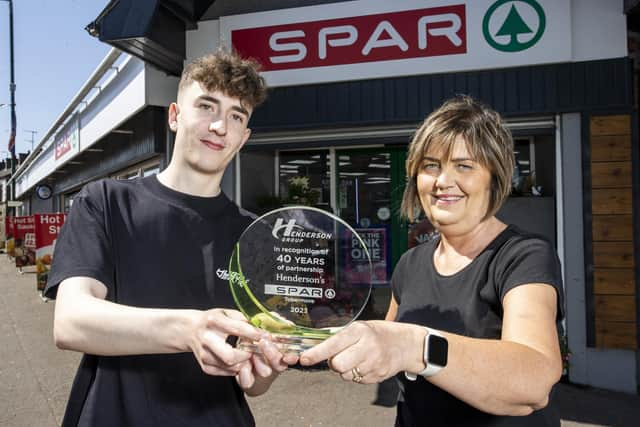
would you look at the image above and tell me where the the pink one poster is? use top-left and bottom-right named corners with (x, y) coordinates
top-left (344, 228), bottom-right (388, 286)
top-left (34, 214), bottom-right (66, 291)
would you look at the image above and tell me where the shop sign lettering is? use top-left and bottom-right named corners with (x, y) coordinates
top-left (232, 5), bottom-right (466, 71)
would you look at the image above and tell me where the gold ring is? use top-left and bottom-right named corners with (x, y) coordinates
top-left (351, 367), bottom-right (363, 383)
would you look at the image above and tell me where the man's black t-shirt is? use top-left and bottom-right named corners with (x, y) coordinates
top-left (392, 225), bottom-right (565, 427)
top-left (45, 176), bottom-right (255, 427)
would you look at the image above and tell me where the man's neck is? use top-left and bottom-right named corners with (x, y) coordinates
top-left (156, 163), bottom-right (223, 198)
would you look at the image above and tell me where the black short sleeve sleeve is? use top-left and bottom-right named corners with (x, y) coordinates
top-left (44, 182), bottom-right (115, 299)
top-left (391, 244), bottom-right (428, 307)
top-left (391, 251), bottom-right (408, 305)
top-left (493, 236), bottom-right (565, 320)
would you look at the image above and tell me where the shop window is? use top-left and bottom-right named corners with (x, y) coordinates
top-left (119, 170), bottom-right (140, 180)
top-left (113, 159), bottom-right (161, 180)
top-left (240, 151), bottom-right (277, 214)
top-left (142, 165), bottom-right (160, 177)
top-left (512, 137), bottom-right (535, 195)
top-left (17, 201), bottom-right (29, 216)
top-left (336, 151), bottom-right (391, 227)
top-left (511, 136), bottom-right (555, 197)
top-left (278, 150), bottom-right (331, 211)
top-left (500, 134), bottom-right (557, 244)
top-left (63, 191), bottom-right (79, 214)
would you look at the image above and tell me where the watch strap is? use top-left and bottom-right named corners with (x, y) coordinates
top-left (405, 327), bottom-right (445, 381)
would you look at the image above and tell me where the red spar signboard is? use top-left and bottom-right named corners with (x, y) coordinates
top-left (232, 5), bottom-right (466, 71)
top-left (35, 214), bottom-right (66, 291)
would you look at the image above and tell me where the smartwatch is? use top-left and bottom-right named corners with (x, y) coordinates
top-left (405, 327), bottom-right (448, 381)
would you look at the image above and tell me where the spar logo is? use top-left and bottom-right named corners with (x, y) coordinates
top-left (483, 0), bottom-right (546, 52)
top-left (271, 218), bottom-right (333, 241)
top-left (264, 284), bottom-right (336, 299)
top-left (232, 5), bottom-right (467, 71)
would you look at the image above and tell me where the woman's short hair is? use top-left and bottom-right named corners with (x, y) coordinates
top-left (401, 95), bottom-right (514, 222)
top-left (178, 49), bottom-right (267, 110)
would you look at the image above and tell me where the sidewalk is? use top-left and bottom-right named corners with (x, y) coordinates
top-left (1, 255), bottom-right (639, 427)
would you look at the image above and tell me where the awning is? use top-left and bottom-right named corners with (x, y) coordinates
top-left (86, 0), bottom-right (216, 76)
top-left (626, 0), bottom-right (640, 31)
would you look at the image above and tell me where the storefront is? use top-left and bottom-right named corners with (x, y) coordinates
top-left (182, 0), bottom-right (636, 392)
top-left (79, 0), bottom-right (640, 393)
top-left (10, 50), bottom-right (179, 214)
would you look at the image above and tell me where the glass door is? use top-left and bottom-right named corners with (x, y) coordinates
top-left (263, 146), bottom-right (410, 319)
top-left (336, 148), bottom-right (393, 319)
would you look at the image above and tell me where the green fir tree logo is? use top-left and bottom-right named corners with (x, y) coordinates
top-left (483, 0), bottom-right (546, 52)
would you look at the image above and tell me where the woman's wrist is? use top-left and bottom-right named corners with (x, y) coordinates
top-left (406, 324), bottom-right (429, 374)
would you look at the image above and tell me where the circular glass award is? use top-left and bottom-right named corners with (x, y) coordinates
top-left (229, 206), bottom-right (373, 354)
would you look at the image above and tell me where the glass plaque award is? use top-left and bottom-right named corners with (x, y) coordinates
top-left (229, 206), bottom-right (373, 354)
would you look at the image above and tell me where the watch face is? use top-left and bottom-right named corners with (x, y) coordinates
top-left (428, 335), bottom-right (448, 367)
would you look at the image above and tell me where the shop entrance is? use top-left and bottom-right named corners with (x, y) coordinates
top-left (335, 148), bottom-right (392, 285)
top-left (335, 147), bottom-right (408, 319)
top-left (267, 146), bottom-right (408, 319)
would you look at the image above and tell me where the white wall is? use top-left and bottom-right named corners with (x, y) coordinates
top-left (80, 58), bottom-right (146, 151)
top-left (146, 66), bottom-right (179, 107)
top-left (572, 0), bottom-right (627, 62)
top-left (186, 20), bottom-right (221, 65)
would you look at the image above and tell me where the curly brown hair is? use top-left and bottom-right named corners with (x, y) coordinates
top-left (178, 49), bottom-right (267, 110)
top-left (401, 95), bottom-right (514, 222)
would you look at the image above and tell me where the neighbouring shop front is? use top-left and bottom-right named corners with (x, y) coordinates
top-left (11, 51), bottom-right (179, 215)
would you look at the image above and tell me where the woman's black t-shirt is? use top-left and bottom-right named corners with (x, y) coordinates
top-left (392, 225), bottom-right (565, 427)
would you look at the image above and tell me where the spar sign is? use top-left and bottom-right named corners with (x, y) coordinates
top-left (232, 5), bottom-right (467, 71)
top-left (221, 0), bottom-right (571, 87)
top-left (54, 114), bottom-right (80, 164)
top-left (34, 214), bottom-right (66, 291)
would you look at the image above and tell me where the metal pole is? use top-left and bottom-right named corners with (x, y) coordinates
top-left (24, 129), bottom-right (36, 151)
top-left (7, 0), bottom-right (16, 209)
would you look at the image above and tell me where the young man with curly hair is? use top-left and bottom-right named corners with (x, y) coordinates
top-left (45, 50), bottom-right (296, 427)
